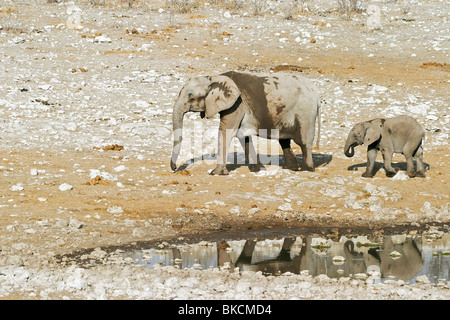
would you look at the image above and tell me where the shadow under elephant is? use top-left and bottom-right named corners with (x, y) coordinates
top-left (347, 161), bottom-right (430, 177)
top-left (176, 152), bottom-right (332, 173)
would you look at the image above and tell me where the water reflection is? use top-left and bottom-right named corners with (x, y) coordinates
top-left (130, 232), bottom-right (450, 283)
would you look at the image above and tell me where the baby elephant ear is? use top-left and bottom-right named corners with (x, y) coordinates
top-left (205, 75), bottom-right (240, 119)
top-left (364, 120), bottom-right (382, 146)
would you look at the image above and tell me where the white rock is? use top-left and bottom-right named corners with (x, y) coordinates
top-left (107, 206), bottom-right (124, 214)
top-left (114, 165), bottom-right (127, 172)
top-left (141, 44), bottom-right (153, 51)
top-left (59, 183), bottom-right (73, 191)
top-left (67, 4), bottom-right (82, 15)
top-left (67, 10), bottom-right (82, 30)
top-left (368, 84), bottom-right (388, 94)
top-left (407, 104), bottom-right (429, 116)
top-left (10, 184), bottom-right (24, 191)
top-left (69, 218), bottom-right (84, 229)
top-left (206, 200), bottom-right (226, 206)
top-left (247, 207), bottom-right (260, 215)
top-left (278, 203), bottom-right (293, 212)
top-left (11, 37), bottom-right (25, 44)
top-left (415, 275), bottom-right (431, 284)
top-left (37, 84), bottom-right (52, 91)
top-left (94, 35), bottom-right (112, 43)
top-left (229, 206), bottom-right (240, 214)
top-left (66, 122), bottom-right (77, 131)
top-left (392, 171), bottom-right (410, 180)
top-left (89, 169), bottom-right (118, 181)
top-left (366, 5), bottom-right (382, 30)
top-left (65, 267), bottom-right (87, 290)
top-left (320, 186), bottom-right (346, 198)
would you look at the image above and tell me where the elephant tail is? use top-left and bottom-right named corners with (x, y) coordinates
top-left (315, 100), bottom-right (321, 149)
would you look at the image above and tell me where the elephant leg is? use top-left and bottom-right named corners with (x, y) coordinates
top-left (403, 153), bottom-right (416, 178)
top-left (279, 139), bottom-right (300, 171)
top-left (292, 136), bottom-right (314, 171)
top-left (362, 148), bottom-right (378, 178)
top-left (299, 143), bottom-right (314, 171)
top-left (211, 109), bottom-right (245, 175)
top-left (211, 128), bottom-right (235, 175)
top-left (402, 141), bottom-right (418, 177)
top-left (381, 148), bottom-right (398, 177)
top-left (414, 145), bottom-right (425, 177)
top-left (239, 136), bottom-right (265, 172)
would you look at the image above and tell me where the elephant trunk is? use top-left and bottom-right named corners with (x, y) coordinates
top-left (171, 100), bottom-right (188, 171)
top-left (344, 137), bottom-right (356, 158)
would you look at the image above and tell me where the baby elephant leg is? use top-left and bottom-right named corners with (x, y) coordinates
top-left (403, 140), bottom-right (425, 178)
top-left (381, 148), bottom-right (398, 177)
top-left (362, 148), bottom-right (378, 178)
top-left (413, 145), bottom-right (426, 177)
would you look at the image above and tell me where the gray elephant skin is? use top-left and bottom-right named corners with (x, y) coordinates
top-left (344, 115), bottom-right (425, 178)
top-left (170, 71), bottom-right (321, 175)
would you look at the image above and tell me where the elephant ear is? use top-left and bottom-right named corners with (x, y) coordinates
top-left (364, 120), bottom-right (382, 146)
top-left (205, 75), bottom-right (241, 119)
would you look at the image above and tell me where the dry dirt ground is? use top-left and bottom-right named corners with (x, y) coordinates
top-left (0, 0), bottom-right (448, 299)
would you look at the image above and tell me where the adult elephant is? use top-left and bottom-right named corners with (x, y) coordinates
top-left (170, 71), bottom-right (321, 175)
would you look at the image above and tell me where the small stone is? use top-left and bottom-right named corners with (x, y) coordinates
top-left (94, 35), bottom-right (112, 43)
top-left (107, 206), bottom-right (124, 214)
top-left (59, 183), bottom-right (73, 191)
top-left (278, 203), bottom-right (293, 212)
top-left (10, 184), bottom-right (24, 191)
top-left (415, 275), bottom-right (431, 284)
top-left (392, 171), bottom-right (410, 180)
top-left (69, 218), bottom-right (85, 229)
top-left (114, 165), bottom-right (127, 172)
top-left (229, 206), bottom-right (240, 214)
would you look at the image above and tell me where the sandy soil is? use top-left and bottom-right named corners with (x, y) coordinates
top-left (0, 0), bottom-right (448, 300)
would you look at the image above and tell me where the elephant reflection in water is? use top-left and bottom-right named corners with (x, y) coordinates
top-left (378, 235), bottom-right (423, 280)
top-left (234, 237), bottom-right (303, 275)
top-left (216, 235), bottom-right (423, 281)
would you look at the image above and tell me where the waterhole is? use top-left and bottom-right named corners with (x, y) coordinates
top-left (126, 229), bottom-right (450, 284)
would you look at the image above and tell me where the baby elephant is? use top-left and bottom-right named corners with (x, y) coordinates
top-left (344, 115), bottom-right (425, 178)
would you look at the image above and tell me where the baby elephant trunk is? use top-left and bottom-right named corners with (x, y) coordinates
top-left (344, 139), bottom-right (356, 158)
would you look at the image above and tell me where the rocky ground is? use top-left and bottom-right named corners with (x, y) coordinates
top-left (0, 0), bottom-right (448, 300)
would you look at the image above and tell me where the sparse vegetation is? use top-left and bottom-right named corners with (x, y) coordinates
top-left (250, 0), bottom-right (267, 16)
top-left (337, 0), bottom-right (363, 20)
